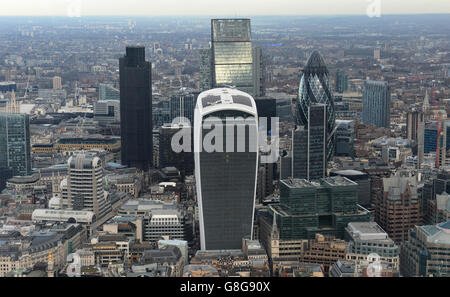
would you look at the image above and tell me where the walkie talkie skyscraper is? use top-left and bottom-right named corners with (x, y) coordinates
top-left (194, 88), bottom-right (258, 250)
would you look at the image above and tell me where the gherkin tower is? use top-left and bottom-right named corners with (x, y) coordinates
top-left (296, 51), bottom-right (335, 162)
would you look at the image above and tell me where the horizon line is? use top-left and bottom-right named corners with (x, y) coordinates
top-left (0, 12), bottom-right (449, 17)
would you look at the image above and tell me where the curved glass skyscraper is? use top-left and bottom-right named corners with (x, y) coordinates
top-left (296, 51), bottom-right (335, 162)
top-left (194, 88), bottom-right (258, 250)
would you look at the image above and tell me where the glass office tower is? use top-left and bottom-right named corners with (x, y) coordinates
top-left (194, 88), bottom-right (258, 250)
top-left (119, 46), bottom-right (153, 171)
top-left (211, 19), bottom-right (254, 95)
top-left (292, 104), bottom-right (327, 180)
top-left (169, 90), bottom-right (199, 125)
top-left (297, 51), bottom-right (335, 163)
top-left (0, 113), bottom-right (31, 176)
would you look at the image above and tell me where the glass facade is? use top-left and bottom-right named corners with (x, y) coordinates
top-left (99, 83), bottom-right (120, 101)
top-left (199, 49), bottom-right (212, 92)
top-left (293, 104), bottom-right (327, 180)
top-left (119, 46), bottom-right (153, 171)
top-left (0, 113), bottom-right (31, 176)
top-left (169, 92), bottom-right (199, 125)
top-left (296, 51), bottom-right (335, 163)
top-left (198, 110), bottom-right (258, 250)
top-left (270, 177), bottom-right (370, 240)
top-left (211, 19), bottom-right (254, 95)
top-left (335, 69), bottom-right (348, 93)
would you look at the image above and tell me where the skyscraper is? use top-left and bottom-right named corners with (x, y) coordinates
top-left (296, 51), bottom-right (335, 164)
top-left (211, 19), bottom-right (254, 95)
top-left (169, 90), bottom-right (199, 125)
top-left (67, 153), bottom-right (111, 219)
top-left (159, 123), bottom-right (194, 178)
top-left (194, 88), bottom-right (258, 250)
top-left (0, 113), bottom-right (31, 176)
top-left (292, 104), bottom-right (327, 180)
top-left (335, 69), bottom-right (348, 93)
top-left (199, 49), bottom-right (213, 92)
top-left (362, 80), bottom-right (391, 128)
top-left (119, 46), bottom-right (152, 171)
top-left (252, 46), bottom-right (266, 97)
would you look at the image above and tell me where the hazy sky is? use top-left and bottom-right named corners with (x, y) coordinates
top-left (0, 0), bottom-right (449, 16)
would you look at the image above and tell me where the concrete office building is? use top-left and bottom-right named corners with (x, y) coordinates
top-left (94, 100), bottom-right (120, 124)
top-left (345, 222), bottom-right (400, 271)
top-left (375, 176), bottom-right (422, 243)
top-left (401, 221), bottom-right (450, 277)
top-left (66, 153), bottom-right (111, 219)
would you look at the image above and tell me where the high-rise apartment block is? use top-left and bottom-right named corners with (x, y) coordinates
top-left (362, 80), bottom-right (391, 128)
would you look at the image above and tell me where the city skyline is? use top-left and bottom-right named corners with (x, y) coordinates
top-left (0, 0), bottom-right (449, 16)
top-left (0, 9), bottom-right (449, 281)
